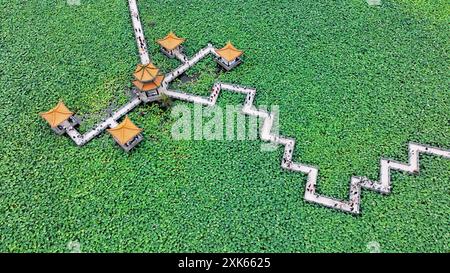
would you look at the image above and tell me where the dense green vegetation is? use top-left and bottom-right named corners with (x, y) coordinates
top-left (0, 0), bottom-right (449, 252)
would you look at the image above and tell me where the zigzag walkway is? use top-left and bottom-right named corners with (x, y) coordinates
top-left (152, 39), bottom-right (450, 214)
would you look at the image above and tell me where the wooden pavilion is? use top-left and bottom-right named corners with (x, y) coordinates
top-left (107, 116), bottom-right (143, 152)
top-left (157, 32), bottom-right (186, 58)
top-left (132, 63), bottom-right (164, 102)
top-left (215, 41), bottom-right (243, 71)
top-left (39, 101), bottom-right (79, 135)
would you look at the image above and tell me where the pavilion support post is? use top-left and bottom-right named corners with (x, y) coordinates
top-left (115, 134), bottom-right (144, 152)
top-left (214, 57), bottom-right (242, 71)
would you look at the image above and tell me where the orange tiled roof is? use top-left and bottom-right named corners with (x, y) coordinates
top-left (216, 41), bottom-right (243, 62)
top-left (133, 63), bottom-right (160, 83)
top-left (157, 32), bottom-right (185, 51)
top-left (133, 74), bottom-right (164, 92)
top-left (39, 101), bottom-right (74, 128)
top-left (107, 116), bottom-right (142, 145)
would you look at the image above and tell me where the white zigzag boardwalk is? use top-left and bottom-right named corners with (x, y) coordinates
top-left (301, 144), bottom-right (450, 213)
top-left (54, 0), bottom-right (449, 214)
